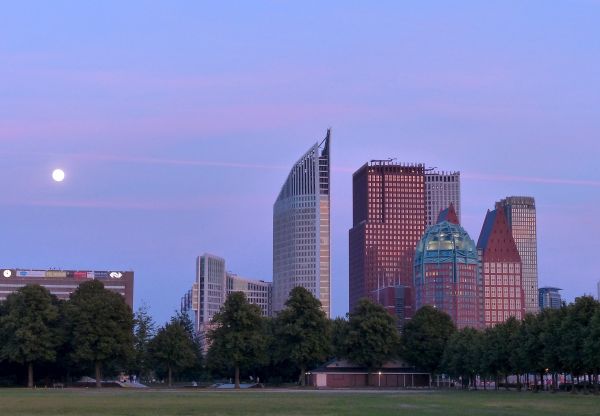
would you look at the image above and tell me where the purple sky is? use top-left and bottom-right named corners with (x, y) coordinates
top-left (1, 1), bottom-right (599, 323)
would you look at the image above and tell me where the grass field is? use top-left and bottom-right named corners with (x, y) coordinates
top-left (0, 388), bottom-right (599, 416)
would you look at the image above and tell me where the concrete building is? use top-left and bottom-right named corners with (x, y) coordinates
top-left (226, 272), bottom-right (272, 318)
top-left (0, 268), bottom-right (134, 308)
top-left (496, 196), bottom-right (538, 314)
top-left (539, 287), bottom-right (562, 310)
top-left (478, 206), bottom-right (525, 326)
top-left (425, 171), bottom-right (460, 227)
top-left (414, 204), bottom-right (483, 329)
top-left (273, 130), bottom-right (331, 317)
top-left (180, 253), bottom-right (272, 351)
top-left (349, 161), bottom-right (426, 312)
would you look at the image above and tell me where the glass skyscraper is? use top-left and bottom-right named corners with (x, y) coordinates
top-left (496, 196), bottom-right (539, 314)
top-left (273, 130), bottom-right (331, 317)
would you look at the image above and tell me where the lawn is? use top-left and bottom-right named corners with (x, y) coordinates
top-left (0, 389), bottom-right (598, 416)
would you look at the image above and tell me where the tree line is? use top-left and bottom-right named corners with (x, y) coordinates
top-left (2, 281), bottom-right (600, 392)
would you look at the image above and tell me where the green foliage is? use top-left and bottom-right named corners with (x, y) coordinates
top-left (559, 296), bottom-right (598, 377)
top-left (345, 298), bottom-right (400, 372)
top-left (401, 306), bottom-right (456, 374)
top-left (148, 320), bottom-right (197, 386)
top-left (66, 280), bottom-right (134, 385)
top-left (273, 287), bottom-right (330, 384)
top-left (442, 327), bottom-right (482, 387)
top-left (207, 292), bottom-right (266, 387)
top-left (330, 317), bottom-right (349, 359)
top-left (0, 285), bottom-right (62, 387)
top-left (133, 303), bottom-right (157, 380)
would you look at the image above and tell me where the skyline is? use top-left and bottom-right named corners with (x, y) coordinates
top-left (1, 2), bottom-right (599, 322)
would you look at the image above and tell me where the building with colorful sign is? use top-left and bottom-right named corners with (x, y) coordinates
top-left (0, 268), bottom-right (134, 308)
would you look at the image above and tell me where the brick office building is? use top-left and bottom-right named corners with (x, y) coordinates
top-left (349, 161), bottom-right (426, 313)
top-left (477, 207), bottom-right (525, 326)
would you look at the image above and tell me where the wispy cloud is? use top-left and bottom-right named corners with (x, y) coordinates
top-left (463, 172), bottom-right (600, 187)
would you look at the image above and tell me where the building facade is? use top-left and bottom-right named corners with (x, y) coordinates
top-left (496, 196), bottom-right (538, 315)
top-left (539, 287), bottom-right (562, 310)
top-left (226, 272), bottom-right (272, 318)
top-left (372, 285), bottom-right (414, 331)
top-left (0, 268), bottom-right (134, 308)
top-left (477, 207), bottom-right (525, 326)
top-left (414, 205), bottom-right (483, 329)
top-left (425, 171), bottom-right (461, 227)
top-left (180, 253), bottom-right (273, 351)
top-left (349, 161), bottom-right (426, 312)
top-left (273, 130), bottom-right (331, 317)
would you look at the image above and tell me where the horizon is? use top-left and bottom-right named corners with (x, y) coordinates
top-left (1, 1), bottom-right (599, 323)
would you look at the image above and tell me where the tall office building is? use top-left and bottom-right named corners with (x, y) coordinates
top-left (181, 253), bottom-right (272, 351)
top-left (349, 161), bottom-right (426, 312)
top-left (496, 196), bottom-right (538, 314)
top-left (414, 204), bottom-right (483, 329)
top-left (273, 130), bottom-right (331, 317)
top-left (538, 287), bottom-right (562, 310)
top-left (425, 171), bottom-right (461, 227)
top-left (478, 207), bottom-right (525, 326)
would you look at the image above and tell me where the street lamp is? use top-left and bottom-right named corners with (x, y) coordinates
top-left (378, 371), bottom-right (382, 388)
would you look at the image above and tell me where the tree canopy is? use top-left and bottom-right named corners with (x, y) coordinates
top-left (66, 280), bottom-right (134, 388)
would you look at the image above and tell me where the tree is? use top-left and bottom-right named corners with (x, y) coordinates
top-left (207, 292), bottom-right (266, 388)
top-left (133, 303), bottom-right (157, 381)
top-left (584, 308), bottom-right (600, 393)
top-left (149, 321), bottom-right (197, 386)
top-left (442, 327), bottom-right (482, 389)
top-left (0, 285), bottom-right (61, 388)
top-left (169, 311), bottom-right (204, 381)
top-left (273, 287), bottom-right (330, 385)
top-left (330, 317), bottom-right (350, 359)
top-left (345, 299), bottom-right (400, 383)
top-left (401, 306), bottom-right (456, 375)
top-left (559, 296), bottom-right (598, 392)
top-left (66, 280), bottom-right (134, 388)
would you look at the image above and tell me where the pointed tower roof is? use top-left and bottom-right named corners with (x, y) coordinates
top-left (436, 203), bottom-right (459, 225)
top-left (477, 206), bottom-right (521, 262)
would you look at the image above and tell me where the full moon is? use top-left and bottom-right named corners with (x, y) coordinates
top-left (52, 169), bottom-right (65, 182)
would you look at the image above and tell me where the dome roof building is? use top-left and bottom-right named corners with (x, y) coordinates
top-left (414, 204), bottom-right (483, 329)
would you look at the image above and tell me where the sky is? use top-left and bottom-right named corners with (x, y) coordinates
top-left (1, 1), bottom-right (599, 323)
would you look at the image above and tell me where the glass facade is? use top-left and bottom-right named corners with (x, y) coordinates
top-left (414, 219), bottom-right (483, 329)
top-left (273, 130), bottom-right (331, 317)
top-left (496, 197), bottom-right (539, 314)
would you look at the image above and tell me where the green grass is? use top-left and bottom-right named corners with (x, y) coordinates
top-left (0, 389), bottom-right (598, 416)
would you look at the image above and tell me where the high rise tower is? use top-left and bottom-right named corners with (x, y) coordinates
top-left (425, 171), bottom-right (461, 227)
top-left (495, 196), bottom-right (538, 314)
top-left (349, 161), bottom-right (426, 312)
top-left (273, 130), bottom-right (331, 317)
top-left (478, 207), bottom-right (525, 326)
top-left (414, 204), bottom-right (483, 329)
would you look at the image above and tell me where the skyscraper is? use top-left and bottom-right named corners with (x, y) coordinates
top-left (414, 204), bottom-right (483, 329)
top-left (425, 171), bottom-right (461, 227)
top-left (273, 129), bottom-right (331, 317)
top-left (181, 253), bottom-right (272, 351)
top-left (478, 207), bottom-right (525, 326)
top-left (496, 196), bottom-right (538, 314)
top-left (349, 161), bottom-right (426, 312)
